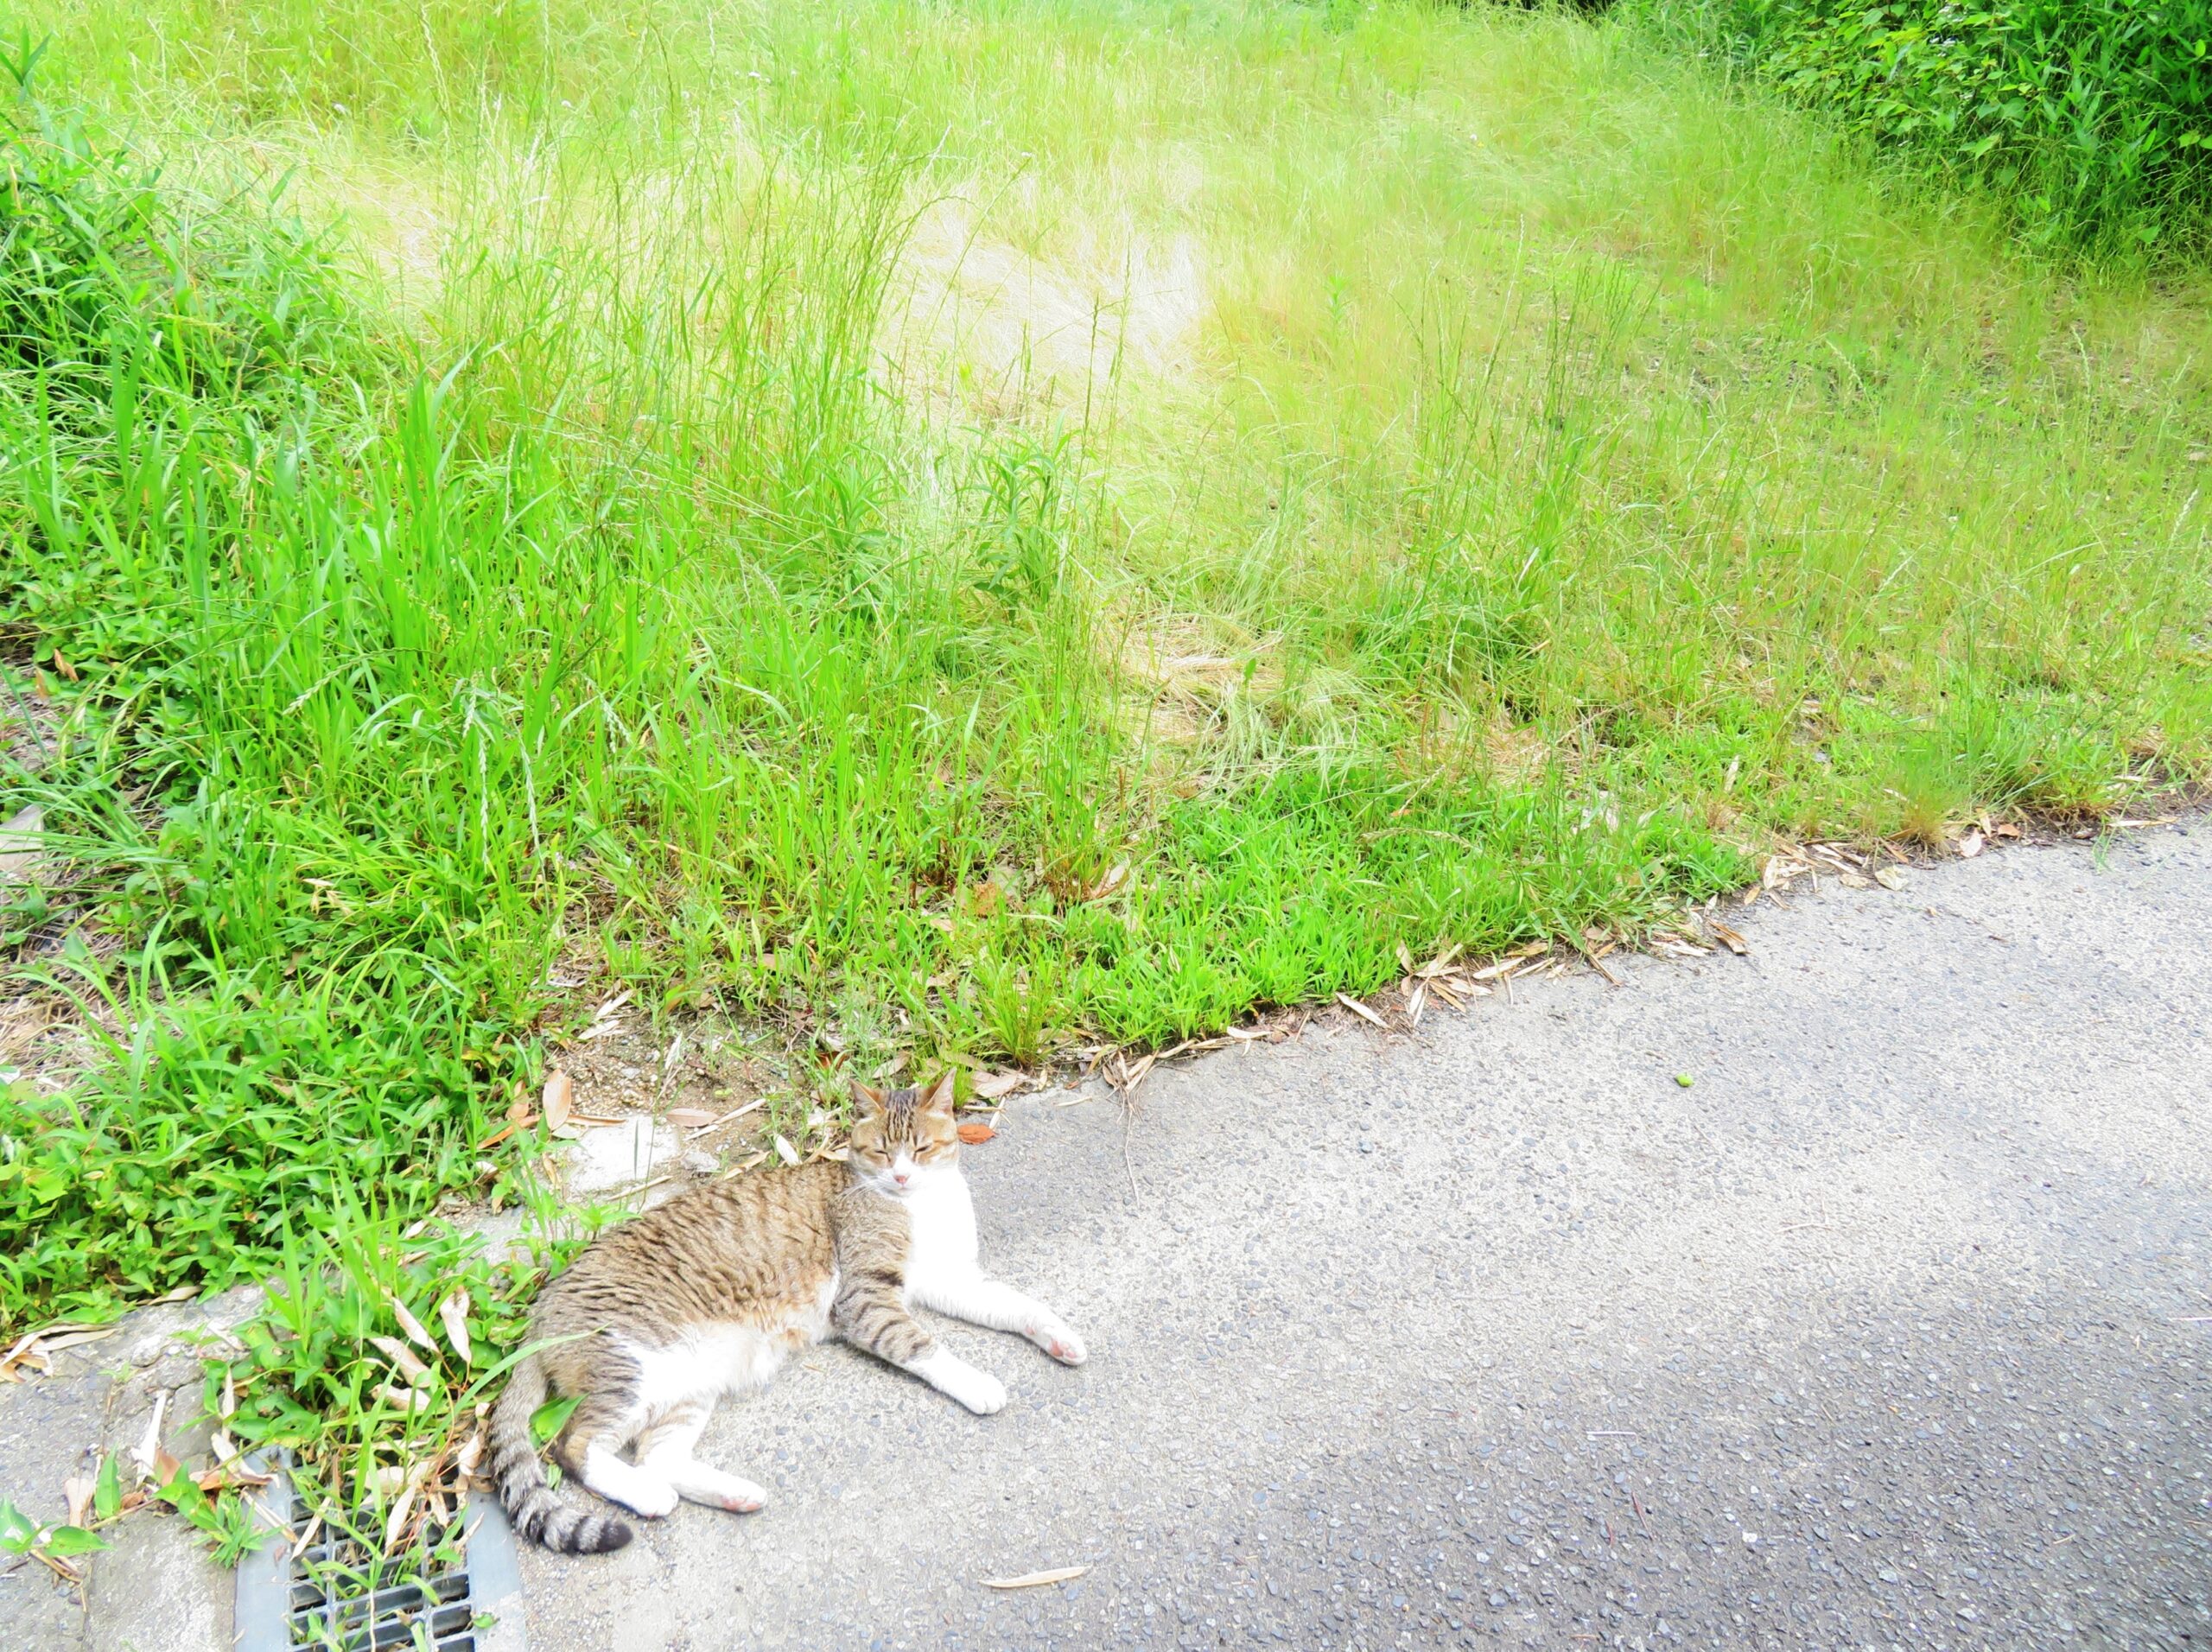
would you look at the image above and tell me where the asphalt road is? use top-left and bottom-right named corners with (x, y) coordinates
top-left (3, 826), bottom-right (2205, 1650)
top-left (514, 824), bottom-right (2212, 1650)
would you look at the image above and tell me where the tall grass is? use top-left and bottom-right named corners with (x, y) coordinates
top-left (3, 0), bottom-right (2209, 1328)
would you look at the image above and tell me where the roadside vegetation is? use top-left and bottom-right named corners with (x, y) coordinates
top-left (0, 0), bottom-right (2207, 1553)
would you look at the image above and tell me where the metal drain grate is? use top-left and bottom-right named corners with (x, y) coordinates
top-left (236, 1458), bottom-right (525, 1652)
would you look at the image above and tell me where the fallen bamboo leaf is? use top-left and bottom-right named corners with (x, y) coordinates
top-left (453, 1433), bottom-right (484, 1481)
top-left (370, 1335), bottom-right (430, 1386)
top-left (438, 1290), bottom-right (473, 1367)
top-left (390, 1297), bottom-right (437, 1357)
top-left (1416, 943), bottom-right (1463, 978)
top-left (981, 1566), bottom-right (1089, 1590)
top-left (773, 1134), bottom-right (800, 1166)
top-left (152, 1284), bottom-right (199, 1305)
top-left (383, 1483), bottom-right (416, 1553)
top-left (1706, 919), bottom-right (1750, 956)
top-left (1396, 941), bottom-right (1415, 975)
top-left (1337, 993), bottom-right (1388, 1029)
top-left (131, 1393), bottom-right (168, 1482)
top-left (1082, 861), bottom-right (1131, 902)
top-left (971, 1070), bottom-right (1026, 1101)
top-left (666, 1108), bottom-right (715, 1129)
top-left (63, 1476), bottom-right (93, 1528)
top-left (377, 1383), bottom-right (436, 1415)
top-left (957, 1121), bottom-right (996, 1145)
top-left (1588, 952), bottom-right (1625, 987)
top-left (543, 1070), bottom-right (574, 1132)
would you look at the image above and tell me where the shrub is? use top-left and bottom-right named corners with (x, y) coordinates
top-left (1649, 0), bottom-right (2212, 254)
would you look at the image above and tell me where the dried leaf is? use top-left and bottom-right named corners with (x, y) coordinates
top-left (377, 1383), bottom-right (436, 1415)
top-left (63, 1476), bottom-right (93, 1528)
top-left (666, 1108), bottom-right (715, 1129)
top-left (17, 1325), bottom-right (115, 1360)
top-left (390, 1297), bottom-right (437, 1357)
top-left (1082, 861), bottom-right (1131, 903)
top-left (152, 1446), bottom-right (182, 1487)
top-left (370, 1335), bottom-right (430, 1385)
top-left (1956, 829), bottom-right (1986, 859)
top-left (52, 650), bottom-right (77, 683)
top-left (971, 1070), bottom-right (1025, 1101)
top-left (437, 1290), bottom-right (473, 1367)
top-left (966, 880), bottom-right (1005, 918)
top-left (1873, 867), bottom-right (1908, 891)
top-left (957, 1121), bottom-right (996, 1145)
top-left (1416, 944), bottom-right (1463, 979)
top-left (1336, 993), bottom-right (1388, 1029)
top-left (130, 1392), bottom-right (168, 1481)
top-left (773, 1134), bottom-right (800, 1166)
top-left (982, 1566), bottom-right (1089, 1590)
top-left (1993, 822), bottom-right (2021, 839)
top-left (505, 1090), bottom-right (534, 1125)
top-left (383, 1483), bottom-right (416, 1553)
top-left (1706, 919), bottom-right (1750, 956)
top-left (453, 1433), bottom-right (484, 1481)
top-left (1395, 941), bottom-right (1416, 975)
top-left (543, 1070), bottom-right (574, 1131)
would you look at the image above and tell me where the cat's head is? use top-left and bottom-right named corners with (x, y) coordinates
top-left (847, 1070), bottom-right (960, 1197)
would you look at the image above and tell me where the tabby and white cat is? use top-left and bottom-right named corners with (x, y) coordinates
top-left (487, 1071), bottom-right (1084, 1553)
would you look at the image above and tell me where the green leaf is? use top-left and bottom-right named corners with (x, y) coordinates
top-left (44, 1524), bottom-right (106, 1559)
top-left (529, 1395), bottom-right (580, 1447)
top-left (0, 1499), bottom-right (35, 1554)
top-left (157, 1467), bottom-right (212, 1526)
top-left (93, 1453), bottom-right (123, 1522)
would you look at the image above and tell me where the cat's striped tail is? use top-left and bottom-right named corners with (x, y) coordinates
top-left (486, 1352), bottom-right (633, 1554)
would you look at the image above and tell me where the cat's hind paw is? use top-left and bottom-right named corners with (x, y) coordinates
top-left (1041, 1325), bottom-right (1086, 1366)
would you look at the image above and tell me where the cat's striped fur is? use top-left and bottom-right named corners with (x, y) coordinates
top-left (486, 1071), bottom-right (1085, 1553)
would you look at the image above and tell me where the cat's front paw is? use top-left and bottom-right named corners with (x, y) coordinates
top-left (1033, 1321), bottom-right (1087, 1366)
top-left (620, 1479), bottom-right (680, 1519)
top-left (951, 1368), bottom-right (1007, 1415)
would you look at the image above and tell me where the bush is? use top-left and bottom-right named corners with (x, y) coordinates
top-left (1650, 0), bottom-right (2212, 254)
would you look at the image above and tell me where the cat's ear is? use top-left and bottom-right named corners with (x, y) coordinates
top-left (849, 1080), bottom-right (887, 1115)
top-left (918, 1069), bottom-right (957, 1117)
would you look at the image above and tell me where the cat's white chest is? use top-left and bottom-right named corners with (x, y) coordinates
top-left (901, 1171), bottom-right (980, 1294)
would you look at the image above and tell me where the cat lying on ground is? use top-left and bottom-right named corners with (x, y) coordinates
top-left (488, 1070), bottom-right (1085, 1553)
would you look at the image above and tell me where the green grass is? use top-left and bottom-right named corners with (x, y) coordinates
top-left (3, 0), bottom-right (2209, 1350)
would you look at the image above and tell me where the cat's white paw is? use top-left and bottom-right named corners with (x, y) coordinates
top-left (621, 1478), bottom-right (680, 1519)
top-left (952, 1368), bottom-right (1007, 1415)
top-left (1033, 1321), bottom-right (1087, 1366)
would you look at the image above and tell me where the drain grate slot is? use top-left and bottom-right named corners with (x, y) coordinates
top-left (237, 1458), bottom-right (526, 1652)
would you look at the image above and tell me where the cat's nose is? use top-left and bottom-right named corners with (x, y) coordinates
top-left (893, 1170), bottom-right (910, 1186)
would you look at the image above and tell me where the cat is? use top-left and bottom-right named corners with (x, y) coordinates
top-left (486, 1069), bottom-right (1086, 1553)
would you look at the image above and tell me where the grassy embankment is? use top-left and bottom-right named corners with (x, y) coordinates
top-left (3, 0), bottom-right (2208, 1341)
